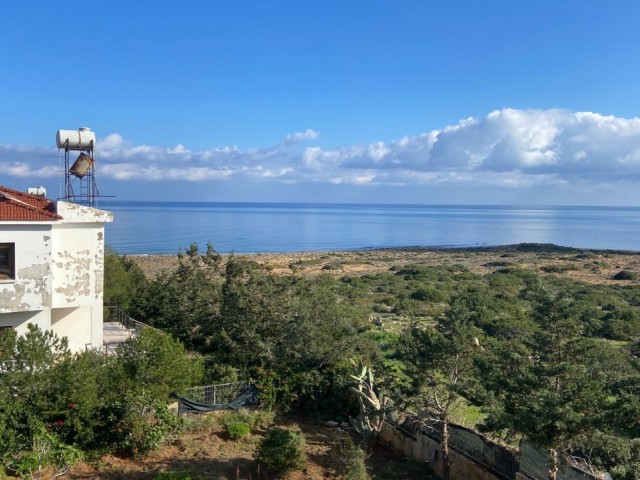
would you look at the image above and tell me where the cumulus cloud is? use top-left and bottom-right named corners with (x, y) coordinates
top-left (2, 109), bottom-right (640, 188)
top-left (284, 128), bottom-right (319, 144)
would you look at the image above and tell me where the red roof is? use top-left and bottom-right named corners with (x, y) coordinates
top-left (0, 186), bottom-right (62, 221)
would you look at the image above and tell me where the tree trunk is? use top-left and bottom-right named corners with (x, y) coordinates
top-left (441, 418), bottom-right (451, 480)
top-left (548, 447), bottom-right (558, 480)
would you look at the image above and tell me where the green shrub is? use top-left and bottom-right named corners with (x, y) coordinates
top-left (255, 428), bottom-right (305, 476)
top-left (117, 393), bottom-right (183, 456)
top-left (4, 429), bottom-right (83, 479)
top-left (118, 329), bottom-right (204, 400)
top-left (226, 422), bottom-right (250, 440)
top-left (219, 409), bottom-right (274, 431)
top-left (540, 264), bottom-right (571, 273)
top-left (613, 270), bottom-right (637, 281)
top-left (410, 287), bottom-right (445, 302)
top-left (333, 437), bottom-right (369, 480)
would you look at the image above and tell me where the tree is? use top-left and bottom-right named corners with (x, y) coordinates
top-left (479, 290), bottom-right (610, 480)
top-left (399, 292), bottom-right (485, 480)
top-left (139, 243), bottom-right (222, 349)
top-left (103, 246), bottom-right (147, 313)
top-left (118, 328), bottom-right (203, 400)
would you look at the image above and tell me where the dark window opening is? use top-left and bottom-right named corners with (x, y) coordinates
top-left (0, 243), bottom-right (15, 280)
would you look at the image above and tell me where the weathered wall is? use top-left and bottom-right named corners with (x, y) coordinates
top-left (51, 223), bottom-right (100, 307)
top-left (0, 224), bottom-right (53, 313)
top-left (51, 306), bottom-right (91, 351)
top-left (380, 421), bottom-right (505, 480)
top-left (51, 221), bottom-right (105, 348)
top-left (0, 202), bottom-right (111, 351)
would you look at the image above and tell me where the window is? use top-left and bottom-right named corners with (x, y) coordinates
top-left (0, 243), bottom-right (14, 280)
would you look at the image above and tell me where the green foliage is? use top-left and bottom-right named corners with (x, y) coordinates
top-left (349, 360), bottom-right (390, 446)
top-left (119, 328), bottom-right (204, 400)
top-left (4, 428), bottom-right (83, 480)
top-left (117, 393), bottom-right (183, 456)
top-left (102, 243), bottom-right (640, 473)
top-left (572, 433), bottom-right (640, 480)
top-left (218, 409), bottom-right (274, 430)
top-left (226, 422), bottom-right (251, 440)
top-left (410, 286), bottom-right (445, 302)
top-left (477, 289), bottom-right (617, 474)
top-left (201, 360), bottom-right (239, 384)
top-left (104, 246), bottom-right (148, 316)
top-left (0, 324), bottom-right (197, 462)
top-left (138, 242), bottom-right (222, 349)
top-left (613, 270), bottom-right (637, 280)
top-left (332, 437), bottom-right (369, 480)
top-left (255, 428), bottom-right (306, 477)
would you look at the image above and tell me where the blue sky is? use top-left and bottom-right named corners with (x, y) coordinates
top-left (2, 1), bottom-right (640, 205)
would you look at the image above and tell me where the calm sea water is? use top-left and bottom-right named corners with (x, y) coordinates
top-left (100, 201), bottom-right (640, 254)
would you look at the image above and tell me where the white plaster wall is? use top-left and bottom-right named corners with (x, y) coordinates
top-left (51, 223), bottom-right (105, 308)
top-left (51, 307), bottom-right (91, 351)
top-left (0, 224), bottom-right (53, 313)
top-left (0, 202), bottom-right (111, 352)
top-left (50, 223), bottom-right (106, 350)
top-left (0, 310), bottom-right (51, 335)
top-left (56, 202), bottom-right (113, 224)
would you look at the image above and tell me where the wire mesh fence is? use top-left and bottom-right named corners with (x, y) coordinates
top-left (180, 382), bottom-right (249, 407)
top-left (390, 415), bottom-right (518, 480)
top-left (449, 426), bottom-right (519, 480)
top-left (520, 440), bottom-right (610, 480)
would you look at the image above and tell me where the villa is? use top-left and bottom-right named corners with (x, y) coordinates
top-left (0, 186), bottom-right (113, 352)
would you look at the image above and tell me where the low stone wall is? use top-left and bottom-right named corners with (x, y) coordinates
top-left (380, 421), bottom-right (507, 480)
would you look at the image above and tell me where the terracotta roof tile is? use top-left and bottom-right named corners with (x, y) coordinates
top-left (0, 186), bottom-right (62, 221)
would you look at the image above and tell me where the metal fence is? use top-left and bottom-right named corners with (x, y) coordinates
top-left (390, 415), bottom-right (518, 480)
top-left (387, 414), bottom-right (610, 480)
top-left (449, 426), bottom-right (519, 480)
top-left (104, 306), bottom-right (166, 336)
top-left (520, 441), bottom-right (611, 480)
top-left (180, 382), bottom-right (249, 407)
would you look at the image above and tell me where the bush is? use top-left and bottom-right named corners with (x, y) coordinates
top-left (540, 264), bottom-right (571, 273)
top-left (255, 428), bottom-right (305, 476)
top-left (118, 329), bottom-right (204, 400)
top-left (410, 287), bottom-right (445, 302)
top-left (117, 392), bottom-right (183, 456)
top-left (219, 409), bottom-right (274, 431)
top-left (333, 437), bottom-right (369, 480)
top-left (226, 422), bottom-right (250, 440)
top-left (4, 428), bottom-right (83, 479)
top-left (613, 270), bottom-right (637, 281)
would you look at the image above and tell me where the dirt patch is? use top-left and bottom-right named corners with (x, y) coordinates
top-left (66, 418), bottom-right (430, 480)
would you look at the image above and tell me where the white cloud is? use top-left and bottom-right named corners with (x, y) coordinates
top-left (3, 109), bottom-right (640, 189)
top-left (284, 128), bottom-right (319, 144)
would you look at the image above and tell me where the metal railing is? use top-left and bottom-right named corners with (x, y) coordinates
top-left (180, 382), bottom-right (250, 407)
top-left (104, 306), bottom-right (166, 336)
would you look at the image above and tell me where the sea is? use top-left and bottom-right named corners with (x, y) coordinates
top-left (100, 201), bottom-right (640, 255)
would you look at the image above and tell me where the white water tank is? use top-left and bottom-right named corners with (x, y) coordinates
top-left (27, 186), bottom-right (47, 197)
top-left (56, 127), bottom-right (96, 150)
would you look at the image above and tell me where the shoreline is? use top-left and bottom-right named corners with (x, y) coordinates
top-left (127, 243), bottom-right (640, 285)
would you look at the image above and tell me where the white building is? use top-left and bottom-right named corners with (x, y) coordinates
top-left (0, 186), bottom-right (113, 352)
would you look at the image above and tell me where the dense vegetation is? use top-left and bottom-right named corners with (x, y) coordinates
top-left (2, 243), bottom-right (639, 478)
top-left (103, 244), bottom-right (640, 479)
top-left (0, 326), bottom-right (200, 477)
